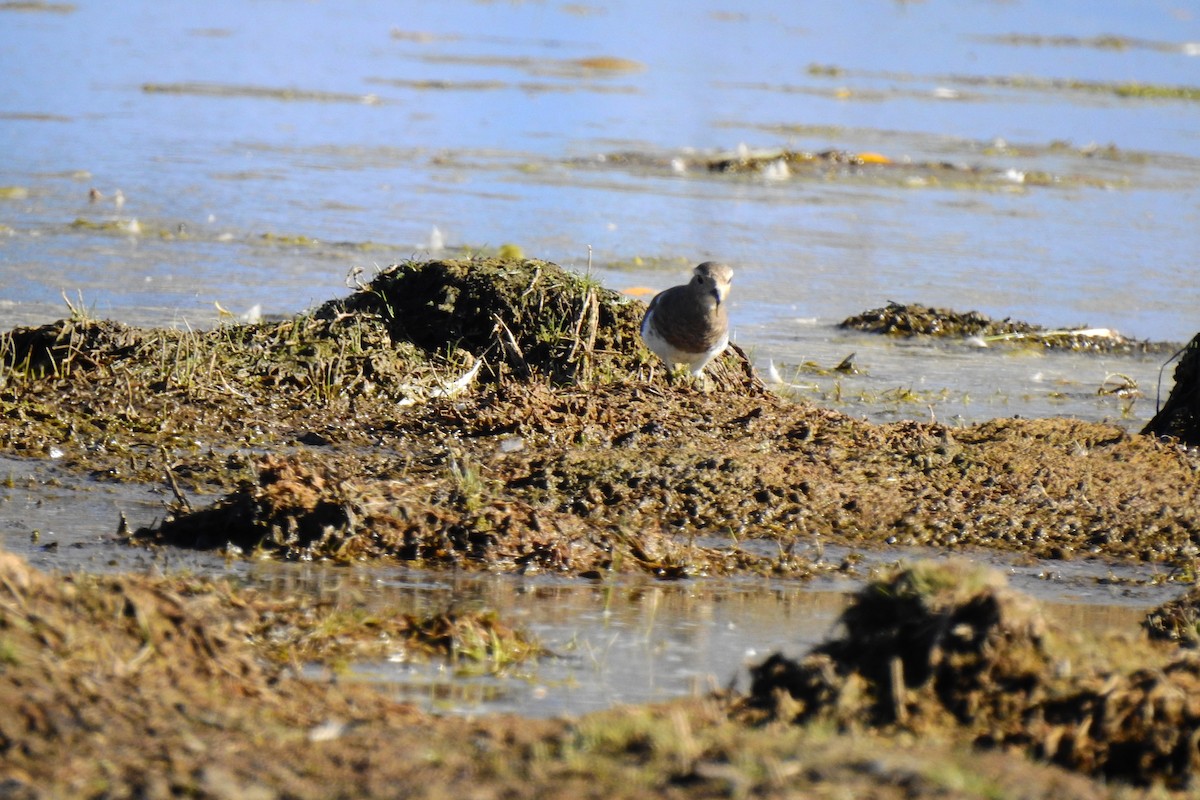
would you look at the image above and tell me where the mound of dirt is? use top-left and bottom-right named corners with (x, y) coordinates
top-left (134, 450), bottom-right (822, 579)
top-left (1142, 332), bottom-right (1200, 446)
top-left (744, 560), bottom-right (1200, 788)
top-left (133, 379), bottom-right (1200, 573)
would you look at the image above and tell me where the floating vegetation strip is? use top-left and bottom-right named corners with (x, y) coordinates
top-left (0, 1), bottom-right (75, 11)
top-left (410, 52), bottom-right (645, 79)
top-left (974, 32), bottom-right (1198, 55)
top-left (840, 301), bottom-right (1176, 354)
top-left (799, 63), bottom-right (1200, 104)
top-left (141, 81), bottom-right (383, 105)
top-left (591, 146), bottom-right (1119, 190)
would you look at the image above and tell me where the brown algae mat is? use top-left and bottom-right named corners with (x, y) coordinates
top-left (3, 547), bottom-right (1198, 796)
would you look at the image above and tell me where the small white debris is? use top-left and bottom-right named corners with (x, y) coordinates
top-left (308, 719), bottom-right (349, 743)
top-left (426, 225), bottom-right (444, 253)
top-left (428, 358), bottom-right (483, 399)
top-left (761, 158), bottom-right (791, 181)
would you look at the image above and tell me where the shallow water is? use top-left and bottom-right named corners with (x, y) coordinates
top-left (2, 1), bottom-right (1199, 427)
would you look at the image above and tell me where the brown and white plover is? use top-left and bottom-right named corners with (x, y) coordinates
top-left (640, 261), bottom-right (733, 378)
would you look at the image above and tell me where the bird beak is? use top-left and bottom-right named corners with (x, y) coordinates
top-left (712, 287), bottom-right (724, 306)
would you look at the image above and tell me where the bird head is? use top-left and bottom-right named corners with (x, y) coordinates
top-left (691, 262), bottom-right (734, 307)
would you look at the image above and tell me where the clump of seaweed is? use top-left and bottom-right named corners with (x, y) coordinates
top-left (590, 144), bottom-right (1121, 190)
top-left (743, 560), bottom-right (1200, 788)
top-left (840, 301), bottom-right (1174, 354)
top-left (321, 257), bottom-right (636, 385)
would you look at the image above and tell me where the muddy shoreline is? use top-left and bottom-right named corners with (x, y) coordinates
top-left (3, 257), bottom-right (1200, 796)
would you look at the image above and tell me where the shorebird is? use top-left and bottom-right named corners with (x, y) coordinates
top-left (640, 261), bottom-right (733, 378)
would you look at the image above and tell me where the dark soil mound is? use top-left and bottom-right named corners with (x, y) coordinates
top-left (1142, 332), bottom-right (1200, 446)
top-left (3, 318), bottom-right (147, 377)
top-left (744, 561), bottom-right (1200, 788)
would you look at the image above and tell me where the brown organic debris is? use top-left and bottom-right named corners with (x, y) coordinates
top-left (1, 258), bottom-right (1198, 582)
